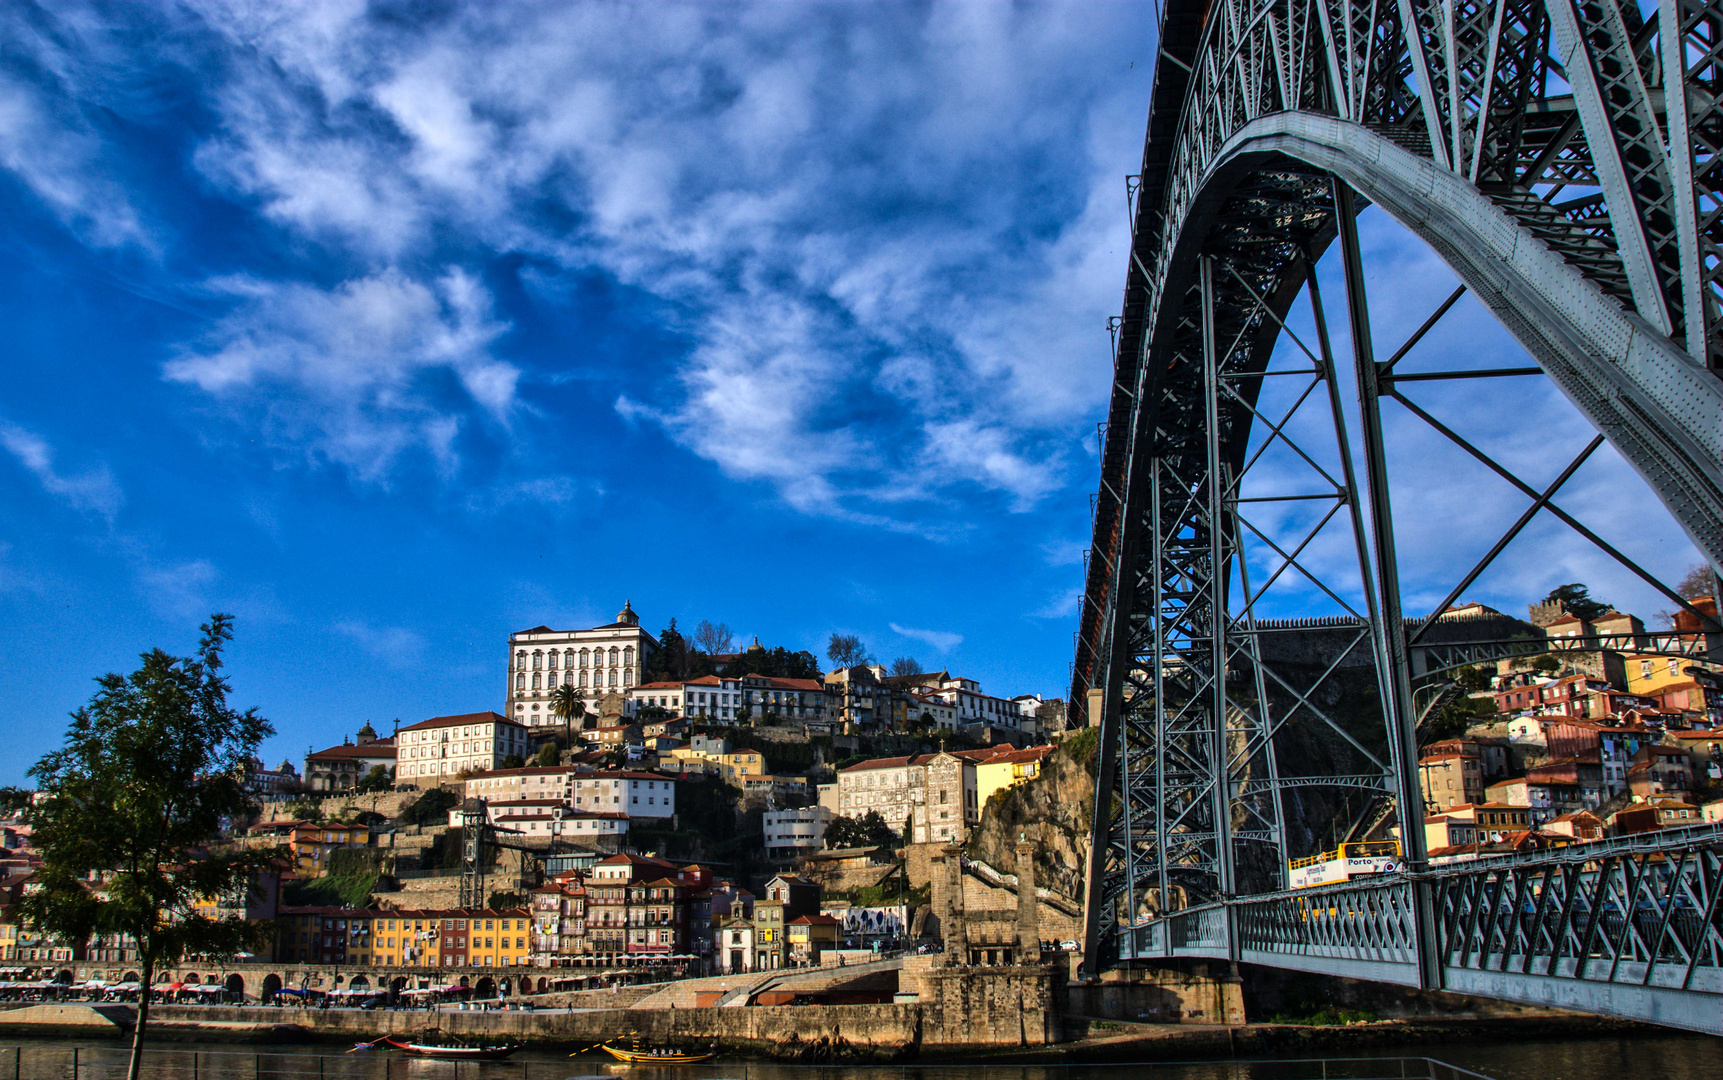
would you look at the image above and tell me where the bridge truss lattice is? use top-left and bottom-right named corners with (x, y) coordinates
top-left (1073, 0), bottom-right (1723, 1032)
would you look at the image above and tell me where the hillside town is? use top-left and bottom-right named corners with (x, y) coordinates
top-left (0, 603), bottom-right (1071, 993)
top-left (1, 586), bottom-right (1719, 1005)
top-left (1414, 588), bottom-right (1723, 863)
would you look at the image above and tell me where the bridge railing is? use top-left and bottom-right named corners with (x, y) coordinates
top-left (1121, 825), bottom-right (1723, 1032)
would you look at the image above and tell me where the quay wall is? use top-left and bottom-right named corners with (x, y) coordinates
top-left (161, 1004), bottom-right (939, 1056)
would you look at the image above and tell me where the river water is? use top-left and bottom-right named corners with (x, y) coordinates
top-left (3, 1034), bottom-right (1720, 1080)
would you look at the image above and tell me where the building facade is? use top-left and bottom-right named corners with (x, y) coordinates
top-left (396, 712), bottom-right (531, 784)
top-left (763, 806), bottom-right (833, 858)
top-left (507, 603), bottom-right (658, 728)
top-left (834, 751), bottom-right (978, 844)
top-left (304, 724), bottom-right (396, 792)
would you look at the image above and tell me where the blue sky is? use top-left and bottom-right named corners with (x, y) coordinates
top-left (0, 1), bottom-right (1703, 786)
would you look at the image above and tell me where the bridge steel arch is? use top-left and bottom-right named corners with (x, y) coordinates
top-left (1074, 0), bottom-right (1723, 1031)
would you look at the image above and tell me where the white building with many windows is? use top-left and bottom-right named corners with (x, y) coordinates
top-left (507, 602), bottom-right (659, 729)
top-left (457, 765), bottom-right (677, 820)
top-left (396, 712), bottom-right (531, 784)
top-left (763, 806), bottom-right (833, 857)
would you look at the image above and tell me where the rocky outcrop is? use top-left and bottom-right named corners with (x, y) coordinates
top-left (964, 731), bottom-right (1096, 904)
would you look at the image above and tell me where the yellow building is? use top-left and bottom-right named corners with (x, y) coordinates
top-left (289, 822), bottom-right (370, 878)
top-left (461, 913), bottom-right (532, 968)
top-left (974, 745), bottom-right (1054, 810)
top-left (716, 751), bottom-right (763, 783)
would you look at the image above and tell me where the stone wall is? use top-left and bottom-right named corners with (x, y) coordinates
top-left (144, 998), bottom-right (1045, 1055)
top-left (1069, 964), bottom-right (1245, 1025)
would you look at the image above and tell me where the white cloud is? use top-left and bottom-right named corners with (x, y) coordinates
top-left (164, 269), bottom-right (514, 480)
top-left (168, 1), bottom-right (1147, 513)
top-left (336, 619), bottom-right (425, 669)
top-left (890, 622), bottom-right (963, 652)
top-left (0, 71), bottom-right (150, 249)
top-left (0, 423), bottom-right (124, 520)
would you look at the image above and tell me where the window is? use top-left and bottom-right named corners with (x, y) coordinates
top-left (533, 652), bottom-right (542, 670)
top-left (515, 673), bottom-right (525, 690)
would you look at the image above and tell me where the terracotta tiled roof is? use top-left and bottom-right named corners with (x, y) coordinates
top-left (307, 740), bottom-right (396, 761)
top-left (399, 711), bottom-right (520, 733)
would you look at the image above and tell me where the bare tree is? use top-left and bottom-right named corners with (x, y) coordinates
top-left (1676, 562), bottom-right (1718, 599)
top-left (827, 632), bottom-right (870, 669)
top-left (889, 656), bottom-right (922, 678)
top-left (694, 620), bottom-right (736, 655)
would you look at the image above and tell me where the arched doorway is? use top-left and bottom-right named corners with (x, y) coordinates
top-left (457, 976), bottom-right (470, 989)
top-left (183, 973), bottom-right (200, 985)
top-left (225, 974), bottom-right (244, 1001)
top-left (348, 975), bottom-right (369, 989)
top-left (262, 974), bottom-right (282, 1002)
top-left (54, 970), bottom-right (73, 984)
top-left (536, 977), bottom-right (547, 994)
top-left (122, 972), bottom-right (140, 984)
top-left (390, 976), bottom-right (406, 994)
top-left (474, 976), bottom-right (495, 998)
top-left (155, 972), bottom-right (174, 984)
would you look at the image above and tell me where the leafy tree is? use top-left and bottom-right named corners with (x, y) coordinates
top-left (20, 615), bottom-right (278, 1080)
top-left (644, 619), bottom-right (692, 682)
top-left (1544, 583), bottom-right (1610, 622)
top-left (0, 787), bottom-right (33, 815)
top-left (889, 657), bottom-right (923, 678)
top-left (355, 765), bottom-right (393, 794)
top-left (487, 890), bottom-right (526, 910)
top-left (827, 633), bottom-right (871, 670)
top-left (1455, 665), bottom-right (1493, 692)
top-left (500, 753), bottom-right (525, 769)
top-left (535, 742), bottom-right (560, 767)
top-left (727, 645), bottom-right (821, 681)
top-left (549, 683), bottom-right (588, 741)
top-left (694, 620), bottom-right (736, 656)
top-left (400, 788), bottom-right (459, 827)
top-left (737, 705), bottom-right (753, 726)
top-left (284, 799), bottom-right (322, 822)
top-left (825, 810), bottom-right (899, 849)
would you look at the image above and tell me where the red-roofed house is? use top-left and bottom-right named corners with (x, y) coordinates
top-left (1418, 749), bottom-right (1484, 811)
top-left (787, 914), bottom-right (841, 964)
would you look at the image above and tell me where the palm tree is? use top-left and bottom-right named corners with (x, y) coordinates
top-left (549, 684), bottom-right (587, 751)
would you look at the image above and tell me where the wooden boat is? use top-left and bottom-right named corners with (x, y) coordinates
top-left (600, 1036), bottom-right (717, 1064)
top-left (381, 1036), bottom-right (520, 1060)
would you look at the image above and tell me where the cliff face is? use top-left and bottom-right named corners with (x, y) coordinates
top-left (964, 729), bottom-right (1096, 903)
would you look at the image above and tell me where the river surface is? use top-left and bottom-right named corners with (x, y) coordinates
top-left (3, 1034), bottom-right (1721, 1080)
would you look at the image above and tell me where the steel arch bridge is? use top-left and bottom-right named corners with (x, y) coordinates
top-left (1073, 0), bottom-right (1723, 1034)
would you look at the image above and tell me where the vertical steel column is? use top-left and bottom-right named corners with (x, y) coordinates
top-left (1200, 255), bottom-right (1237, 906)
top-left (1152, 455), bottom-right (1172, 933)
top-left (1229, 508), bottom-right (1289, 889)
top-left (1304, 252), bottom-right (1399, 798)
top-left (1333, 182), bottom-right (1439, 988)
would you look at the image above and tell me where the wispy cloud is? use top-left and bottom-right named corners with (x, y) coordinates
top-left (0, 68), bottom-right (151, 249)
top-left (890, 622), bottom-right (963, 652)
top-left (164, 269), bottom-right (514, 480)
top-left (335, 619), bottom-right (426, 670)
top-left (0, 423), bottom-right (124, 520)
top-left (136, 558), bottom-right (218, 620)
